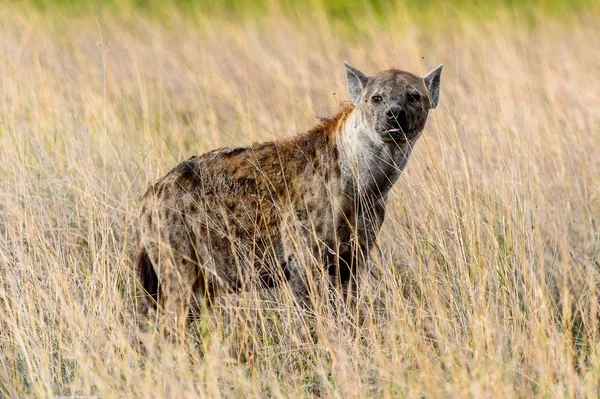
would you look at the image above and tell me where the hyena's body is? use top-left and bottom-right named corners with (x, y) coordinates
top-left (137, 63), bottom-right (442, 328)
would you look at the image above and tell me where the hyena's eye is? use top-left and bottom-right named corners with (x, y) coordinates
top-left (371, 95), bottom-right (383, 103)
top-left (408, 92), bottom-right (421, 102)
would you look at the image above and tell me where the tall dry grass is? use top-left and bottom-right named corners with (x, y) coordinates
top-left (0, 2), bottom-right (599, 397)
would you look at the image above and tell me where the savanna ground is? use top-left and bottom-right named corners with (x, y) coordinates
top-left (1, 0), bottom-right (599, 397)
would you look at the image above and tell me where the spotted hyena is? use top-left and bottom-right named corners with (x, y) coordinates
top-left (137, 62), bottom-right (442, 329)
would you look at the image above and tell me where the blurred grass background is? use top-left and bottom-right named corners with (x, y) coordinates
top-left (16, 0), bottom-right (600, 22)
top-left (1, 0), bottom-right (599, 397)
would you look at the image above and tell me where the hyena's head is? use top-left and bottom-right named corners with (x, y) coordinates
top-left (344, 62), bottom-right (442, 143)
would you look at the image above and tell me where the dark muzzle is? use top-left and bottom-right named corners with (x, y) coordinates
top-left (385, 104), bottom-right (410, 133)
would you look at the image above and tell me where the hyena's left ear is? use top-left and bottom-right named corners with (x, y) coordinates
top-left (344, 62), bottom-right (369, 106)
top-left (424, 64), bottom-right (443, 109)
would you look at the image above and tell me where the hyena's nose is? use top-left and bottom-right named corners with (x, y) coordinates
top-left (385, 104), bottom-right (407, 123)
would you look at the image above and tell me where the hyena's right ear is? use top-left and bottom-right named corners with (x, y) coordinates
top-left (344, 62), bottom-right (368, 106)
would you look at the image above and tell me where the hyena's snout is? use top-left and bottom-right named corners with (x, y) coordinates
top-left (385, 103), bottom-right (409, 132)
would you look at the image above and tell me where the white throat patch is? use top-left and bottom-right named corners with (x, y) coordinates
top-left (337, 109), bottom-right (413, 198)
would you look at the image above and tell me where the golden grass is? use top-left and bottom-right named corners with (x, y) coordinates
top-left (0, 3), bottom-right (599, 397)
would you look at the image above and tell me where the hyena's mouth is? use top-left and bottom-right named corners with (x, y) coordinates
top-left (382, 117), bottom-right (412, 137)
top-left (384, 127), bottom-right (413, 142)
top-left (386, 128), bottom-right (404, 134)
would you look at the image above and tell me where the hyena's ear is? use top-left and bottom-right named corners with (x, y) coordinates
top-left (424, 64), bottom-right (443, 109)
top-left (344, 62), bottom-right (368, 106)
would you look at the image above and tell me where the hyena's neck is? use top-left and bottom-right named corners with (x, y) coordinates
top-left (336, 109), bottom-right (413, 199)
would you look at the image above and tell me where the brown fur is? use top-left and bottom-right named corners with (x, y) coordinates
top-left (138, 104), bottom-right (356, 326)
top-left (136, 64), bottom-right (442, 329)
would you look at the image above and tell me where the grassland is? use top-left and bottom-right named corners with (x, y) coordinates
top-left (1, 1), bottom-right (599, 397)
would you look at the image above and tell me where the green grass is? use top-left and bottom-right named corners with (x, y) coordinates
top-left (16, 0), bottom-right (600, 24)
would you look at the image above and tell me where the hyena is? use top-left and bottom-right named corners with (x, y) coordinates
top-left (137, 62), bottom-right (442, 329)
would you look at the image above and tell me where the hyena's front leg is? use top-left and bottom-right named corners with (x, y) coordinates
top-left (333, 197), bottom-right (386, 302)
top-left (355, 196), bottom-right (386, 265)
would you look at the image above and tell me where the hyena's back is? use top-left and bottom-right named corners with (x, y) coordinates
top-left (137, 114), bottom-right (347, 322)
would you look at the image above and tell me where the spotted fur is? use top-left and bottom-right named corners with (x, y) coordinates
top-left (137, 63), bottom-right (442, 328)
